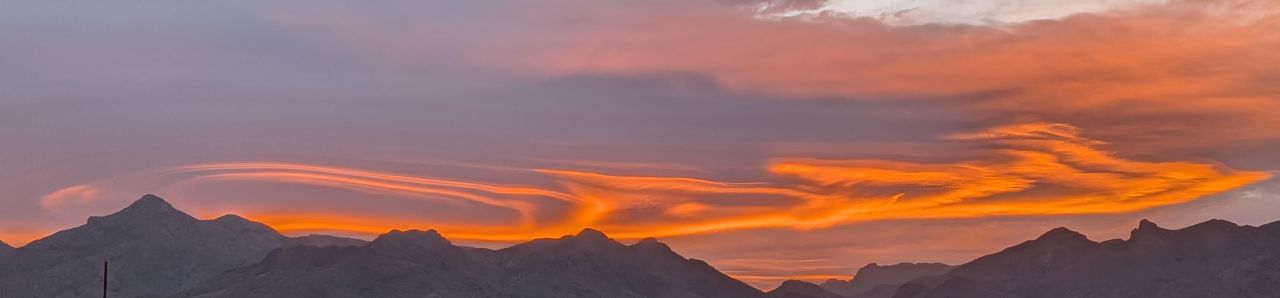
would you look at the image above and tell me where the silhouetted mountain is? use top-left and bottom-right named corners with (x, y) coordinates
top-left (0, 240), bottom-right (11, 257)
top-left (0, 194), bottom-right (759, 298)
top-left (185, 229), bottom-right (765, 298)
top-left (284, 234), bottom-right (368, 248)
top-left (820, 262), bottom-right (954, 298)
top-left (180, 229), bottom-right (505, 297)
top-left (495, 231), bottom-right (763, 298)
top-left (894, 219), bottom-right (1280, 298)
top-left (7, 195), bottom-right (1280, 298)
top-left (0, 194), bottom-right (289, 297)
top-left (767, 280), bottom-right (845, 298)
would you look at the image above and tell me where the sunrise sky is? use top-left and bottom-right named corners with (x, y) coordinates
top-left (2, 0), bottom-right (1279, 289)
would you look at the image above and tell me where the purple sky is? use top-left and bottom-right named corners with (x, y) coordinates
top-left (2, 0), bottom-right (1279, 289)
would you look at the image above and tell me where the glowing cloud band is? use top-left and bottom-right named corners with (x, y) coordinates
top-left (38, 123), bottom-right (1270, 243)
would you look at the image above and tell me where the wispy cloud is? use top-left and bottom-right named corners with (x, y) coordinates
top-left (36, 124), bottom-right (1266, 245)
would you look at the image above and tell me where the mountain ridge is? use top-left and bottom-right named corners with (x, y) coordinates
top-left (182, 226), bottom-right (764, 297)
top-left (4, 195), bottom-right (1280, 298)
top-left (819, 262), bottom-right (955, 298)
top-left (0, 195), bottom-right (762, 298)
top-left (767, 280), bottom-right (845, 298)
top-left (893, 218), bottom-right (1280, 298)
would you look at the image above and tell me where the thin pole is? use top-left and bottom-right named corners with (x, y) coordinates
top-left (102, 261), bottom-right (108, 298)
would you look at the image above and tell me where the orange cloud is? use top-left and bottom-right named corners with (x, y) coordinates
top-left (771, 122), bottom-right (1270, 220)
top-left (478, 0), bottom-right (1280, 147)
top-left (39, 184), bottom-right (101, 211)
top-left (245, 0), bottom-right (1280, 155)
top-left (29, 124), bottom-right (1267, 247)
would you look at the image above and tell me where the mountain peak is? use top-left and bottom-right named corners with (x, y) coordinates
top-left (378, 229), bottom-right (445, 240)
top-left (535, 228), bottom-right (625, 252)
top-left (1177, 219), bottom-right (1242, 237)
top-left (128, 194), bottom-right (176, 211)
top-left (634, 237), bottom-right (662, 247)
top-left (777, 279), bottom-right (810, 286)
top-left (370, 229), bottom-right (452, 250)
top-left (1130, 219), bottom-right (1171, 242)
top-left (284, 234), bottom-right (368, 248)
top-left (773, 280), bottom-right (815, 290)
top-left (1138, 219), bottom-right (1158, 229)
top-left (1190, 218), bottom-right (1238, 230)
top-left (0, 239), bottom-right (12, 253)
top-left (215, 214), bottom-right (249, 222)
top-left (768, 280), bottom-right (844, 298)
top-left (1037, 227), bottom-right (1089, 242)
top-left (100, 194), bottom-right (197, 224)
top-left (212, 214), bottom-right (283, 236)
top-left (575, 228), bottom-right (609, 240)
top-left (1013, 227), bottom-right (1095, 251)
top-left (631, 237), bottom-right (680, 258)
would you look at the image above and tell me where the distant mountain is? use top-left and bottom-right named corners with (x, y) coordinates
top-left (6, 194), bottom-right (1280, 298)
top-left (0, 239), bottom-right (11, 257)
top-left (819, 262), bottom-right (953, 298)
top-left (284, 234), bottom-right (368, 248)
top-left (180, 229), bottom-right (505, 297)
top-left (0, 194), bottom-right (364, 298)
top-left (0, 194), bottom-right (759, 298)
top-left (495, 231), bottom-right (763, 298)
top-left (184, 229), bottom-right (765, 298)
top-left (767, 280), bottom-right (845, 298)
top-left (893, 219), bottom-right (1280, 298)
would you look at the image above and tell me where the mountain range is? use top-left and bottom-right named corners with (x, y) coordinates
top-left (891, 219), bottom-right (1280, 298)
top-left (0, 195), bottom-right (760, 298)
top-left (2, 194), bottom-right (1279, 297)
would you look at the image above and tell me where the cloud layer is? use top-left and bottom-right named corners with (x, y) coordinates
top-left (2, 0), bottom-right (1277, 289)
top-left (40, 123), bottom-right (1268, 243)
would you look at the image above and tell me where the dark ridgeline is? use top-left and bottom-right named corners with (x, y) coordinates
top-left (892, 219), bottom-right (1280, 298)
top-left (767, 280), bottom-right (846, 298)
top-left (0, 195), bottom-right (761, 298)
top-left (766, 263), bottom-right (957, 298)
top-left (767, 220), bottom-right (1280, 298)
top-left (179, 229), bottom-right (762, 297)
top-left (0, 195), bottom-right (367, 298)
top-left (2, 194), bottom-right (1280, 298)
top-left (0, 239), bottom-right (11, 257)
top-left (762, 262), bottom-right (957, 298)
top-left (818, 263), bottom-right (955, 298)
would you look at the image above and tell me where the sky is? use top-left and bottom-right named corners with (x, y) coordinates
top-left (2, 0), bottom-right (1279, 289)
